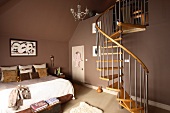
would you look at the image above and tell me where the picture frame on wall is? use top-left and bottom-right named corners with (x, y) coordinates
top-left (10, 38), bottom-right (37, 56)
top-left (92, 21), bottom-right (101, 34)
top-left (92, 46), bottom-right (100, 57)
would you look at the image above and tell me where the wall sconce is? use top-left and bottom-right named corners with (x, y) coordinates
top-left (50, 55), bottom-right (54, 67)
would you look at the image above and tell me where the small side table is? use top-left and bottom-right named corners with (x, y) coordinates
top-left (52, 74), bottom-right (65, 79)
top-left (57, 75), bottom-right (65, 79)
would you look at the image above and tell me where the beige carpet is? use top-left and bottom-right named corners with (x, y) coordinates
top-left (62, 83), bottom-right (170, 113)
top-left (70, 102), bottom-right (103, 113)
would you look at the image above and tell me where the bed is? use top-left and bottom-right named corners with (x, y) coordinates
top-left (0, 75), bottom-right (74, 113)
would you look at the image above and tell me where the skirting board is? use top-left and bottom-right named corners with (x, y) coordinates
top-left (83, 83), bottom-right (170, 111)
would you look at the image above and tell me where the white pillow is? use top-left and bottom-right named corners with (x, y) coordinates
top-left (33, 63), bottom-right (46, 69)
top-left (19, 65), bottom-right (32, 70)
top-left (19, 65), bottom-right (33, 74)
top-left (20, 68), bottom-right (32, 74)
top-left (0, 66), bottom-right (17, 71)
top-left (0, 66), bottom-right (18, 81)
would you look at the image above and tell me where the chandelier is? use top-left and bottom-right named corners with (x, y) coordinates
top-left (70, 1), bottom-right (89, 21)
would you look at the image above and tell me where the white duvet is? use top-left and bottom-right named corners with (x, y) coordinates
top-left (0, 78), bottom-right (74, 113)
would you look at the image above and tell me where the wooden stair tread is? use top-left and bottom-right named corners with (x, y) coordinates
top-left (107, 37), bottom-right (122, 43)
top-left (101, 52), bottom-right (122, 55)
top-left (97, 66), bottom-right (123, 71)
top-left (99, 74), bottom-right (124, 81)
top-left (96, 60), bottom-right (123, 62)
top-left (122, 98), bottom-right (144, 112)
top-left (133, 14), bottom-right (142, 19)
top-left (118, 22), bottom-right (146, 29)
top-left (133, 10), bottom-right (142, 14)
top-left (117, 22), bottom-right (146, 34)
top-left (101, 45), bottom-right (118, 48)
top-left (122, 28), bottom-right (146, 34)
top-left (119, 102), bottom-right (144, 113)
top-left (106, 81), bottom-right (123, 92)
top-left (117, 89), bottom-right (132, 102)
top-left (114, 37), bottom-right (122, 41)
top-left (109, 30), bottom-right (121, 39)
top-left (131, 107), bottom-right (144, 113)
top-left (119, 102), bottom-right (130, 112)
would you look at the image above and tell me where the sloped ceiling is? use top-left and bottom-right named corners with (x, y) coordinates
top-left (0, 0), bottom-right (115, 42)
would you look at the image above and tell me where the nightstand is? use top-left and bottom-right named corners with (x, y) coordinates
top-left (55, 74), bottom-right (65, 79)
top-left (49, 67), bottom-right (57, 75)
top-left (49, 67), bottom-right (58, 74)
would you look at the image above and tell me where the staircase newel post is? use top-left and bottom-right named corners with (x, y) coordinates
top-left (129, 55), bottom-right (132, 109)
top-left (141, 0), bottom-right (143, 25)
top-left (96, 30), bottom-right (99, 69)
top-left (123, 50), bottom-right (126, 99)
top-left (117, 47), bottom-right (120, 93)
top-left (143, 71), bottom-right (146, 113)
top-left (135, 59), bottom-right (137, 108)
top-left (140, 65), bottom-right (142, 113)
top-left (102, 36), bottom-right (105, 78)
top-left (146, 73), bottom-right (148, 113)
top-left (144, 0), bottom-right (146, 25)
top-left (112, 43), bottom-right (114, 86)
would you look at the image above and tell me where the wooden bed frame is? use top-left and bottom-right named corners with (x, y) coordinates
top-left (16, 94), bottom-right (73, 113)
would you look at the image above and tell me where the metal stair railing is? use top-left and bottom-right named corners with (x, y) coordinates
top-left (95, 0), bottom-right (149, 113)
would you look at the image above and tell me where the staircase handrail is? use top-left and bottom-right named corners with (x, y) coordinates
top-left (95, 4), bottom-right (149, 73)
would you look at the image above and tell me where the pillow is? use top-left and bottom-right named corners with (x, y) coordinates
top-left (0, 66), bottom-right (17, 71)
top-left (0, 66), bottom-right (18, 81)
top-left (2, 70), bottom-right (17, 82)
top-left (33, 63), bottom-right (46, 69)
top-left (20, 73), bottom-right (30, 81)
top-left (30, 72), bottom-right (40, 79)
top-left (19, 65), bottom-right (33, 74)
top-left (35, 68), bottom-right (48, 78)
top-left (20, 68), bottom-right (32, 74)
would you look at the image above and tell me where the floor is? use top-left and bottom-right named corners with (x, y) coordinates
top-left (62, 83), bottom-right (170, 113)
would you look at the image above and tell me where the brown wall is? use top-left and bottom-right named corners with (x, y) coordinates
top-left (0, 0), bottom-right (73, 75)
top-left (0, 36), bottom-right (69, 74)
top-left (123, 0), bottom-right (170, 105)
top-left (0, 0), bottom-right (116, 42)
top-left (0, 0), bottom-right (169, 106)
top-left (69, 0), bottom-right (170, 105)
top-left (0, 0), bottom-right (115, 77)
top-left (69, 16), bottom-right (106, 86)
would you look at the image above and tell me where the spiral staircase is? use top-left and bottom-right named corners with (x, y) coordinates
top-left (95, 0), bottom-right (149, 113)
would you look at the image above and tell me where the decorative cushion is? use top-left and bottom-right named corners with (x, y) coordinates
top-left (0, 66), bottom-right (18, 81)
top-left (35, 68), bottom-right (48, 78)
top-left (2, 70), bottom-right (17, 82)
top-left (19, 65), bottom-right (32, 74)
top-left (20, 73), bottom-right (30, 81)
top-left (30, 72), bottom-right (40, 79)
top-left (33, 63), bottom-right (46, 69)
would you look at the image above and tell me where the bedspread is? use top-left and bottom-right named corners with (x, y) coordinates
top-left (0, 76), bottom-right (74, 113)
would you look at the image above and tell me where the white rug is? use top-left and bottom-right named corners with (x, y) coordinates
top-left (70, 102), bottom-right (103, 113)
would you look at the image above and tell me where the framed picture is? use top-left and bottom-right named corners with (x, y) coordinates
top-left (10, 38), bottom-right (37, 56)
top-left (92, 21), bottom-right (101, 34)
top-left (92, 46), bottom-right (100, 57)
